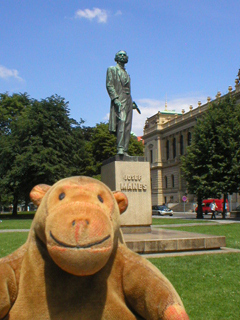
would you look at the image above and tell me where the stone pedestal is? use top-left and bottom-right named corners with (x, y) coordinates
top-left (101, 155), bottom-right (152, 233)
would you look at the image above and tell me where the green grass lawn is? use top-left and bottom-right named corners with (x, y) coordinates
top-left (150, 222), bottom-right (240, 319)
top-left (0, 219), bottom-right (32, 230)
top-left (0, 232), bottom-right (28, 257)
top-left (150, 253), bottom-right (240, 320)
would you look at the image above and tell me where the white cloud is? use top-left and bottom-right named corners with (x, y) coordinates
top-left (103, 94), bottom-right (207, 137)
top-left (115, 10), bottom-right (122, 16)
top-left (0, 65), bottom-right (24, 81)
top-left (132, 95), bottom-right (207, 136)
top-left (103, 113), bottom-right (110, 122)
top-left (75, 8), bottom-right (108, 23)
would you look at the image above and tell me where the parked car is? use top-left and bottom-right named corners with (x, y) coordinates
top-left (152, 205), bottom-right (173, 216)
top-left (195, 199), bottom-right (229, 215)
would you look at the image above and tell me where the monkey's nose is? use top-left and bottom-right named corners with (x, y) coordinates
top-left (72, 219), bottom-right (90, 242)
top-left (72, 219), bottom-right (89, 227)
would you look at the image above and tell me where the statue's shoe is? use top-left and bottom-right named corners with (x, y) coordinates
top-left (117, 148), bottom-right (124, 155)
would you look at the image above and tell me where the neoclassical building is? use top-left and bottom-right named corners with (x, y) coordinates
top-left (143, 76), bottom-right (240, 208)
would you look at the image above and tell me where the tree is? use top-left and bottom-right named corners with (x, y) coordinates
top-left (128, 134), bottom-right (144, 156)
top-left (0, 94), bottom-right (85, 215)
top-left (0, 93), bottom-right (32, 215)
top-left (181, 95), bottom-right (240, 219)
top-left (82, 123), bottom-right (144, 178)
top-left (0, 92), bottom-right (30, 135)
top-left (181, 141), bottom-right (210, 219)
top-left (70, 120), bottom-right (95, 177)
top-left (88, 123), bottom-right (117, 176)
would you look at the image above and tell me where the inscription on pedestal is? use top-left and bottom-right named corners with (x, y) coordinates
top-left (120, 175), bottom-right (147, 191)
top-left (101, 159), bottom-right (152, 230)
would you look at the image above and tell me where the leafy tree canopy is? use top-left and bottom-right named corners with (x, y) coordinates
top-left (81, 122), bottom-right (144, 177)
top-left (181, 95), bottom-right (240, 218)
top-left (0, 93), bottom-right (85, 215)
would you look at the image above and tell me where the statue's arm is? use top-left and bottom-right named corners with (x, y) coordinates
top-left (121, 248), bottom-right (189, 320)
top-left (106, 67), bottom-right (119, 102)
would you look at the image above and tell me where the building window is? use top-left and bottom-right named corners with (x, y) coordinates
top-left (172, 174), bottom-right (175, 188)
top-left (187, 132), bottom-right (192, 146)
top-left (165, 176), bottom-right (168, 188)
top-left (166, 140), bottom-right (169, 160)
top-left (172, 138), bottom-right (176, 158)
top-left (180, 135), bottom-right (184, 155)
top-left (150, 149), bottom-right (153, 163)
top-left (148, 144), bottom-right (153, 163)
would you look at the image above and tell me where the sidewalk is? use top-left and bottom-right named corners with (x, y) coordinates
top-left (154, 220), bottom-right (240, 228)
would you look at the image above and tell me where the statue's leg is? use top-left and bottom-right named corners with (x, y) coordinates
top-left (117, 108), bottom-right (126, 154)
top-left (123, 104), bottom-right (133, 153)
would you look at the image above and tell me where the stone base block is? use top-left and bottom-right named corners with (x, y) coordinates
top-left (101, 156), bottom-right (152, 228)
top-left (121, 226), bottom-right (151, 234)
top-left (124, 227), bottom-right (226, 254)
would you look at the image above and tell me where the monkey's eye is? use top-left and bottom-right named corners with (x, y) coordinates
top-left (59, 192), bottom-right (65, 200)
top-left (98, 195), bottom-right (104, 203)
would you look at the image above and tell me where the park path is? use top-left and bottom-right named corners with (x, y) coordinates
top-left (0, 229), bottom-right (29, 233)
top-left (155, 220), bottom-right (240, 228)
top-left (0, 219), bottom-right (239, 233)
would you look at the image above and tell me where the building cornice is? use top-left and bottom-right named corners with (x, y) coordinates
top-left (143, 89), bottom-right (240, 141)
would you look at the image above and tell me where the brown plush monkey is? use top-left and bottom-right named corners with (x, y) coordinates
top-left (0, 176), bottom-right (189, 320)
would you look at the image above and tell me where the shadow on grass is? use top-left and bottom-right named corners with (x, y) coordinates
top-left (0, 213), bottom-right (35, 220)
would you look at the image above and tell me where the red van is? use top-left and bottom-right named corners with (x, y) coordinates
top-left (195, 199), bottom-right (229, 215)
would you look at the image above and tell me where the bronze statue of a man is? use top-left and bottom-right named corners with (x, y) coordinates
top-left (106, 50), bottom-right (139, 155)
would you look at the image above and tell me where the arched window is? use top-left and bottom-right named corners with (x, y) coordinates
top-left (187, 132), bottom-right (192, 146)
top-left (172, 138), bottom-right (176, 158)
top-left (165, 176), bottom-right (168, 189)
top-left (171, 175), bottom-right (175, 188)
top-left (180, 135), bottom-right (184, 155)
top-left (166, 140), bottom-right (169, 160)
top-left (148, 144), bottom-right (153, 163)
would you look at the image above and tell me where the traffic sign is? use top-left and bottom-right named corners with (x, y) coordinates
top-left (182, 196), bottom-right (187, 202)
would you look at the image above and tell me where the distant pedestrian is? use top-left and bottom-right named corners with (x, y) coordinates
top-left (210, 200), bottom-right (218, 219)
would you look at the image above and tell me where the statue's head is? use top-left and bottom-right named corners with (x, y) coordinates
top-left (115, 50), bottom-right (128, 64)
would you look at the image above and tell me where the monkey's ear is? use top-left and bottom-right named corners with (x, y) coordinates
top-left (30, 184), bottom-right (51, 206)
top-left (113, 191), bottom-right (128, 214)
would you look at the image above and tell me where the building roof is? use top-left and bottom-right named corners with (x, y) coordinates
top-left (160, 110), bottom-right (181, 115)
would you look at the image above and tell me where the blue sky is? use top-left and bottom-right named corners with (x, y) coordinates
top-left (1, 1), bottom-right (240, 136)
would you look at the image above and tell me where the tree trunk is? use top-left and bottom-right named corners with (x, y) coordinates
top-left (24, 195), bottom-right (28, 212)
top-left (12, 194), bottom-right (18, 217)
top-left (222, 194), bottom-right (227, 219)
top-left (196, 196), bottom-right (203, 219)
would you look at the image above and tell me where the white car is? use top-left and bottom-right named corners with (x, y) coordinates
top-left (152, 205), bottom-right (173, 216)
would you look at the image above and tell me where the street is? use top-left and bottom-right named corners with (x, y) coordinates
top-left (152, 211), bottom-right (232, 220)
